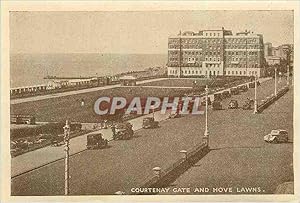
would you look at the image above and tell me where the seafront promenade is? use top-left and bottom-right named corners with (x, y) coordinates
top-left (11, 78), bottom-right (167, 104)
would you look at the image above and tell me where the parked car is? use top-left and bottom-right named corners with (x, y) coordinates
top-left (221, 90), bottom-right (231, 99)
top-left (169, 112), bottom-right (181, 119)
top-left (86, 132), bottom-right (108, 149)
top-left (213, 93), bottom-right (222, 102)
top-left (51, 135), bottom-right (65, 147)
top-left (238, 85), bottom-right (248, 93)
top-left (201, 97), bottom-right (211, 106)
top-left (228, 100), bottom-right (239, 109)
top-left (142, 117), bottom-right (159, 129)
top-left (242, 99), bottom-right (254, 110)
top-left (249, 82), bottom-right (255, 88)
top-left (230, 87), bottom-right (239, 95)
top-left (264, 129), bottom-right (288, 143)
top-left (249, 81), bottom-right (260, 88)
top-left (34, 138), bottom-right (47, 144)
top-left (113, 122), bottom-right (134, 140)
top-left (212, 101), bottom-right (222, 110)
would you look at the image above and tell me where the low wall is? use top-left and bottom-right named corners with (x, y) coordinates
top-left (257, 86), bottom-right (289, 113)
top-left (134, 142), bottom-right (209, 194)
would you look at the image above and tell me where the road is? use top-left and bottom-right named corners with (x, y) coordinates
top-left (11, 78), bottom-right (290, 195)
top-left (11, 77), bottom-right (269, 177)
top-left (11, 110), bottom-right (171, 177)
top-left (162, 87), bottom-right (293, 194)
top-left (11, 78), bottom-right (166, 105)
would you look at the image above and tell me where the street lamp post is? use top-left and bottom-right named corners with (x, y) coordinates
top-left (254, 76), bottom-right (258, 114)
top-left (63, 120), bottom-right (71, 195)
top-left (287, 64), bottom-right (290, 86)
top-left (274, 66), bottom-right (277, 96)
top-left (151, 105), bottom-right (155, 119)
top-left (203, 85), bottom-right (209, 147)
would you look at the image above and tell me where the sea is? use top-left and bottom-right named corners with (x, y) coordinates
top-left (10, 53), bottom-right (167, 88)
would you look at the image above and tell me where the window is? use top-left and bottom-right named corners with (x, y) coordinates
top-left (244, 71), bottom-right (246, 75)
top-left (236, 71), bottom-right (238, 74)
top-left (240, 71), bottom-right (242, 75)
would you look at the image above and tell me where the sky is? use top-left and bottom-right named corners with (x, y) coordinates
top-left (10, 10), bottom-right (294, 54)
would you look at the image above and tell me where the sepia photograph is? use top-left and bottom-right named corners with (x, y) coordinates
top-left (1, 1), bottom-right (299, 202)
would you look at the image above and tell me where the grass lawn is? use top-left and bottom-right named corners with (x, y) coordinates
top-left (11, 87), bottom-right (194, 123)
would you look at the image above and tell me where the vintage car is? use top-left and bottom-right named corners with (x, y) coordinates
top-left (51, 134), bottom-right (65, 147)
top-left (142, 117), bottom-right (159, 129)
top-left (242, 99), bottom-right (254, 110)
top-left (86, 132), bottom-right (108, 149)
top-left (200, 97), bottom-right (211, 106)
top-left (249, 81), bottom-right (260, 88)
top-left (212, 101), bottom-right (222, 110)
top-left (249, 82), bottom-right (255, 88)
top-left (113, 122), bottom-right (134, 140)
top-left (238, 85), bottom-right (248, 93)
top-left (230, 87), bottom-right (239, 95)
top-left (213, 93), bottom-right (222, 102)
top-left (169, 112), bottom-right (181, 119)
top-left (264, 129), bottom-right (288, 143)
top-left (228, 100), bottom-right (239, 109)
top-left (221, 90), bottom-right (231, 99)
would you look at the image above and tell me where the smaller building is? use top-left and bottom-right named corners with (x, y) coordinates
top-left (47, 80), bottom-right (69, 89)
top-left (119, 76), bottom-right (137, 86)
top-left (265, 56), bottom-right (281, 66)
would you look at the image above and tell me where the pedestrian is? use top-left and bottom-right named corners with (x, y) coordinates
top-left (111, 124), bottom-right (116, 140)
top-left (81, 98), bottom-right (85, 107)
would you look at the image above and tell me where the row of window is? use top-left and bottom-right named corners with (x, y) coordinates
top-left (169, 37), bottom-right (260, 45)
top-left (227, 70), bottom-right (258, 75)
top-left (169, 50), bottom-right (259, 56)
top-left (228, 64), bottom-right (259, 68)
top-left (227, 51), bottom-right (259, 56)
top-left (204, 32), bottom-right (221, 37)
top-left (169, 69), bottom-right (221, 75)
top-left (169, 69), bottom-right (258, 76)
top-left (225, 38), bottom-right (259, 44)
top-left (169, 56), bottom-right (222, 62)
top-left (174, 51), bottom-right (222, 56)
top-left (225, 45), bottom-right (261, 49)
top-left (169, 38), bottom-right (223, 44)
top-left (169, 44), bottom-right (261, 51)
top-left (205, 57), bottom-right (221, 62)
